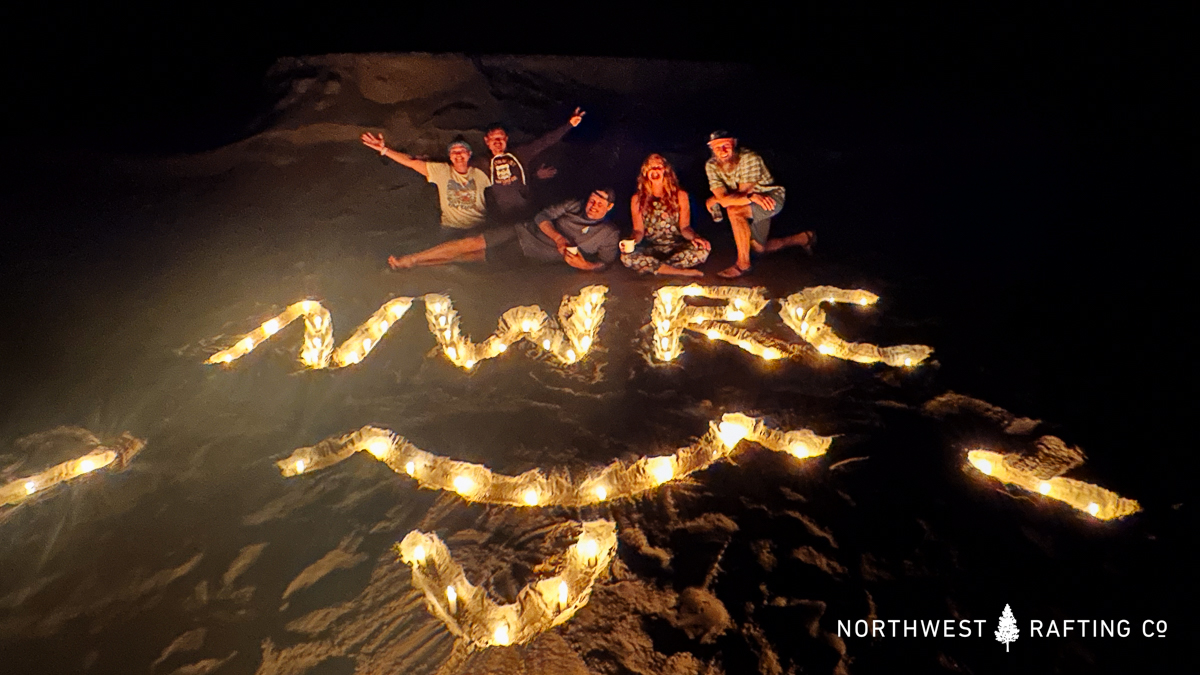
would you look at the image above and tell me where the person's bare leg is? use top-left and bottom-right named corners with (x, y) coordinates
top-left (389, 235), bottom-right (487, 269)
top-left (763, 230), bottom-right (816, 254)
top-left (655, 263), bottom-right (703, 277)
top-left (718, 204), bottom-right (754, 277)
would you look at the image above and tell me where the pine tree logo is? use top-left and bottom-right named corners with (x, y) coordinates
top-left (995, 604), bottom-right (1020, 652)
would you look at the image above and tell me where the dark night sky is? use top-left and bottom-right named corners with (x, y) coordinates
top-left (2, 6), bottom-right (1189, 157)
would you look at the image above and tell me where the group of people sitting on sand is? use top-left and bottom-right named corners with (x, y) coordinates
top-left (360, 107), bottom-right (815, 279)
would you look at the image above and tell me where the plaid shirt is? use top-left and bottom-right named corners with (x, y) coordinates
top-left (705, 149), bottom-right (785, 200)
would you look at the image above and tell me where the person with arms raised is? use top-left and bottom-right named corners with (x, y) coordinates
top-left (360, 133), bottom-right (491, 231)
top-left (479, 107), bottom-right (586, 223)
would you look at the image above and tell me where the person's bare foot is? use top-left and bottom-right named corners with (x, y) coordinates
top-left (716, 262), bottom-right (752, 278)
top-left (763, 231), bottom-right (816, 254)
top-left (655, 264), bottom-right (703, 277)
top-left (798, 230), bottom-right (817, 255)
top-left (388, 255), bottom-right (414, 270)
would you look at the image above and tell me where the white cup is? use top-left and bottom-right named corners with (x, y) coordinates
top-left (619, 239), bottom-right (635, 254)
top-left (566, 246), bottom-right (579, 256)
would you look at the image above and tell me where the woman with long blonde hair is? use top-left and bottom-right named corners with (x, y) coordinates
top-left (621, 154), bottom-right (710, 276)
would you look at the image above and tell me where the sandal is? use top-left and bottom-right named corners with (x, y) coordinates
top-left (716, 262), bottom-right (753, 278)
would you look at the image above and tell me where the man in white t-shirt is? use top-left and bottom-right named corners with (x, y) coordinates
top-left (360, 133), bottom-right (491, 229)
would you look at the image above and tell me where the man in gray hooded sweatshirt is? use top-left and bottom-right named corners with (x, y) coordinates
top-left (387, 188), bottom-right (619, 272)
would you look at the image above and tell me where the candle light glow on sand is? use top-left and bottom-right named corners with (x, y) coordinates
top-left (275, 413), bottom-right (829, 646)
top-left (0, 433), bottom-right (145, 508)
top-left (206, 288), bottom-right (606, 370)
top-left (205, 284), bottom-right (931, 371)
top-left (396, 520), bottom-right (617, 649)
top-left (779, 286), bottom-right (933, 367)
top-left (276, 413), bottom-right (832, 506)
top-left (966, 449), bottom-right (1140, 520)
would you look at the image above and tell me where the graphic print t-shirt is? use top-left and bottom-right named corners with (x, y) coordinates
top-left (490, 153), bottom-right (525, 186)
top-left (425, 162), bottom-right (490, 228)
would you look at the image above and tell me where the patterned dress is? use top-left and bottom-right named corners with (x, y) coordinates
top-left (621, 195), bottom-right (710, 274)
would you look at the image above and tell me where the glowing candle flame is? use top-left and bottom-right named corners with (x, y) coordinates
top-left (493, 623), bottom-right (510, 646)
top-left (521, 320), bottom-right (533, 332)
top-left (344, 351), bottom-right (360, 365)
top-left (565, 349), bottom-right (576, 362)
top-left (904, 358), bottom-right (913, 366)
top-left (788, 440), bottom-right (812, 457)
top-left (294, 459), bottom-right (306, 473)
top-left (648, 457), bottom-right (674, 485)
top-left (594, 485), bottom-right (607, 501)
top-left (405, 461), bottom-right (415, 476)
top-left (378, 320), bottom-right (389, 332)
top-left (446, 346), bottom-right (458, 360)
top-left (818, 344), bottom-right (833, 355)
top-left (578, 537), bottom-right (598, 560)
top-left (453, 475), bottom-right (475, 495)
top-left (366, 438), bottom-right (390, 459)
top-left (973, 458), bottom-right (993, 475)
top-left (717, 421), bottom-right (750, 448)
top-left (263, 319), bottom-right (280, 335)
top-left (858, 298), bottom-right (869, 306)
top-left (727, 310), bottom-right (745, 321)
top-left (362, 338), bottom-right (373, 351)
top-left (706, 329), bottom-right (719, 339)
top-left (580, 335), bottom-right (592, 351)
top-left (762, 348), bottom-right (781, 360)
top-left (542, 339), bottom-right (551, 350)
top-left (24, 481), bottom-right (36, 495)
top-left (1088, 502), bottom-right (1100, 516)
top-left (79, 458), bottom-right (96, 473)
top-left (239, 337), bottom-right (254, 351)
top-left (413, 544), bottom-right (426, 562)
top-left (1038, 481), bottom-right (1052, 495)
top-left (523, 489), bottom-right (539, 506)
top-left (558, 580), bottom-right (569, 606)
top-left (495, 342), bottom-right (507, 352)
top-left (446, 585), bottom-right (457, 606)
